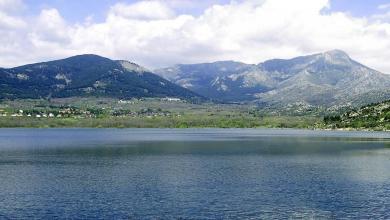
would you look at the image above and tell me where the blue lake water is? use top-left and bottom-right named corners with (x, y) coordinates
top-left (0, 128), bottom-right (389, 219)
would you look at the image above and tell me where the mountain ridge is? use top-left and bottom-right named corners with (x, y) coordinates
top-left (155, 50), bottom-right (390, 107)
top-left (0, 54), bottom-right (204, 101)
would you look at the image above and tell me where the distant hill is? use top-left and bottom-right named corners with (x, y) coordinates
top-left (0, 55), bottom-right (203, 101)
top-left (324, 100), bottom-right (390, 130)
top-left (155, 50), bottom-right (390, 107)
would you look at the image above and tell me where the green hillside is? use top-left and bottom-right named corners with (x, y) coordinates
top-left (0, 55), bottom-right (203, 101)
top-left (324, 100), bottom-right (390, 130)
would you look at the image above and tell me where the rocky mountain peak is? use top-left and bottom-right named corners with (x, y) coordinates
top-left (319, 49), bottom-right (351, 65)
top-left (117, 60), bottom-right (149, 73)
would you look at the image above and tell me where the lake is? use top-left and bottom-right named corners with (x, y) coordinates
top-left (0, 128), bottom-right (389, 219)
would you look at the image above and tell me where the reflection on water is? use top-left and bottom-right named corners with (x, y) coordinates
top-left (0, 129), bottom-right (389, 219)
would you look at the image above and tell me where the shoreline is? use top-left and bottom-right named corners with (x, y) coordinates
top-left (0, 126), bottom-right (388, 132)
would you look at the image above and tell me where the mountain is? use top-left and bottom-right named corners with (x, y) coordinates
top-left (155, 50), bottom-right (390, 107)
top-left (0, 55), bottom-right (203, 101)
top-left (155, 61), bottom-right (262, 101)
top-left (324, 100), bottom-right (390, 130)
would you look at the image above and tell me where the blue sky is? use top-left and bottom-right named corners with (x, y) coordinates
top-left (330, 0), bottom-right (390, 16)
top-left (25, 0), bottom-right (390, 23)
top-left (26, 0), bottom-right (231, 22)
top-left (1, 0), bottom-right (390, 73)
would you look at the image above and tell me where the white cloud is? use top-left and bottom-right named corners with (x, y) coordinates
top-left (1, 0), bottom-right (390, 74)
top-left (0, 11), bottom-right (25, 28)
top-left (33, 9), bottom-right (72, 42)
top-left (378, 3), bottom-right (390, 10)
top-left (372, 11), bottom-right (390, 22)
top-left (0, 0), bottom-right (25, 12)
top-left (109, 1), bottom-right (175, 20)
top-left (373, 3), bottom-right (390, 22)
top-left (0, 0), bottom-right (25, 29)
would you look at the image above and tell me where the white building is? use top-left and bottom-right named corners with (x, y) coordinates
top-left (162, 97), bottom-right (182, 102)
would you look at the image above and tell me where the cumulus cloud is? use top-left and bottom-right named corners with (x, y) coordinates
top-left (0, 0), bottom-right (390, 74)
top-left (109, 1), bottom-right (175, 20)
